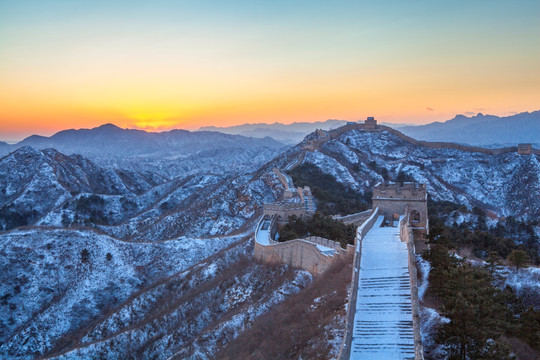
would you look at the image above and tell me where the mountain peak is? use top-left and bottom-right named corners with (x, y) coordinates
top-left (9, 145), bottom-right (42, 159)
top-left (95, 123), bottom-right (123, 131)
top-left (452, 114), bottom-right (469, 121)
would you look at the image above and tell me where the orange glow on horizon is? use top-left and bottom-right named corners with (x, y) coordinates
top-left (1, 1), bottom-right (539, 141)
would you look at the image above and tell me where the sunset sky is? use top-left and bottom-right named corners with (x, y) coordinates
top-left (1, 0), bottom-right (539, 141)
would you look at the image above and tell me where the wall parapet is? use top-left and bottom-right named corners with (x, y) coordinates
top-left (254, 216), bottom-right (354, 276)
top-left (272, 167), bottom-right (293, 190)
top-left (254, 236), bottom-right (353, 276)
top-left (332, 209), bottom-right (372, 225)
top-left (338, 208), bottom-right (379, 360)
top-left (301, 236), bottom-right (344, 251)
top-left (356, 208), bottom-right (379, 242)
top-left (400, 213), bottom-right (425, 360)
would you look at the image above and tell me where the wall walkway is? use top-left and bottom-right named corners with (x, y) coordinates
top-left (349, 216), bottom-right (416, 359)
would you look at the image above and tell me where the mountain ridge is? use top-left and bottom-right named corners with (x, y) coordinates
top-left (399, 110), bottom-right (540, 146)
top-left (279, 123), bottom-right (540, 218)
top-left (4, 123), bottom-right (285, 158)
top-left (0, 124), bottom-right (287, 179)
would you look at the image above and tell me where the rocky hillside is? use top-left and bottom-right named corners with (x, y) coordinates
top-left (0, 144), bottom-right (304, 359)
top-left (0, 147), bottom-right (164, 230)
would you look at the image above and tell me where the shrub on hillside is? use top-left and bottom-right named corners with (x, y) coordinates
top-left (279, 212), bottom-right (356, 247)
top-left (288, 163), bottom-right (370, 215)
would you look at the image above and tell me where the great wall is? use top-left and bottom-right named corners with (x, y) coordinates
top-left (252, 117), bottom-right (537, 359)
top-left (254, 178), bottom-right (427, 359)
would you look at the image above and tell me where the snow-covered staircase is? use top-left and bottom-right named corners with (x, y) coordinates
top-left (350, 217), bottom-right (416, 360)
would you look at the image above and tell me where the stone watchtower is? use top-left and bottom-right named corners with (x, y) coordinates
top-left (372, 182), bottom-right (429, 252)
top-left (372, 182), bottom-right (428, 229)
top-left (518, 143), bottom-right (532, 155)
top-left (364, 116), bottom-right (377, 129)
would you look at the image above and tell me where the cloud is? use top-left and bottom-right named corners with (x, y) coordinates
top-left (464, 111), bottom-right (475, 115)
top-left (473, 107), bottom-right (486, 111)
top-left (426, 107), bottom-right (434, 111)
top-left (509, 111), bottom-right (518, 114)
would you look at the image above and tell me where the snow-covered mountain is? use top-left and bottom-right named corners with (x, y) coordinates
top-left (2, 123), bottom-right (539, 359)
top-left (0, 146), bottom-right (303, 358)
top-left (0, 146), bottom-right (285, 239)
top-left (0, 146), bottom-right (165, 230)
top-left (0, 228), bottom-right (311, 359)
top-left (284, 125), bottom-right (540, 218)
top-left (398, 111), bottom-right (540, 146)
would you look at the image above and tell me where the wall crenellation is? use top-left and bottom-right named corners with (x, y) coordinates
top-left (373, 182), bottom-right (427, 200)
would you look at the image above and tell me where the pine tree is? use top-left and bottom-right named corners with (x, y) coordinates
top-left (486, 251), bottom-right (501, 274)
top-left (80, 248), bottom-right (90, 263)
top-left (506, 250), bottom-right (530, 270)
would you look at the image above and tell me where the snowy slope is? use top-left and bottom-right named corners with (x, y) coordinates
top-left (0, 146), bottom-right (286, 238)
top-left (0, 228), bottom-right (311, 359)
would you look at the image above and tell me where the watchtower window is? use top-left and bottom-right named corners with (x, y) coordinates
top-left (411, 210), bottom-right (421, 223)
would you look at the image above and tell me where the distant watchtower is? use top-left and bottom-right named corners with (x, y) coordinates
top-left (518, 143), bottom-right (532, 155)
top-left (364, 116), bottom-right (377, 129)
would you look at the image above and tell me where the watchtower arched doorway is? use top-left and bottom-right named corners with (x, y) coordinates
top-left (410, 210), bottom-right (421, 224)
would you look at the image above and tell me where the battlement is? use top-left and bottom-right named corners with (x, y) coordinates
top-left (373, 182), bottom-right (427, 201)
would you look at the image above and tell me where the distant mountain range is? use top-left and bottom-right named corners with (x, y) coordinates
top-left (0, 124), bottom-right (286, 178)
top-left (0, 141), bottom-right (9, 153)
top-left (397, 111), bottom-right (540, 147)
top-left (4, 123), bottom-right (284, 156)
top-left (199, 119), bottom-right (350, 144)
top-left (199, 111), bottom-right (539, 147)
